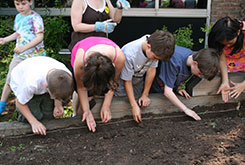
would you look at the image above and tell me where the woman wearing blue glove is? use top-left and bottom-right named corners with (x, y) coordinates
top-left (68, 0), bottom-right (130, 51)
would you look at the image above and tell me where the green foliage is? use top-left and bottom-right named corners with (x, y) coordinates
top-left (43, 15), bottom-right (70, 64)
top-left (199, 24), bottom-right (212, 45)
top-left (9, 144), bottom-right (23, 152)
top-left (9, 146), bottom-right (17, 152)
top-left (0, 16), bottom-right (15, 94)
top-left (8, 110), bottom-right (17, 121)
top-left (36, 0), bottom-right (69, 8)
top-left (62, 104), bottom-right (73, 118)
top-left (58, 100), bottom-right (73, 118)
top-left (162, 25), bottom-right (168, 32)
top-left (211, 122), bottom-right (216, 128)
top-left (173, 25), bottom-right (193, 49)
top-left (162, 24), bottom-right (193, 49)
top-left (200, 23), bottom-right (212, 34)
top-left (19, 157), bottom-right (26, 162)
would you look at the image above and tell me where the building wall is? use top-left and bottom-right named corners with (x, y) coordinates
top-left (210, 0), bottom-right (244, 25)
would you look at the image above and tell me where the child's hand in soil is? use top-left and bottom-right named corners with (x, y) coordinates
top-left (184, 108), bottom-right (201, 121)
top-left (101, 105), bottom-right (112, 123)
top-left (132, 105), bottom-right (142, 123)
top-left (138, 95), bottom-right (151, 108)
top-left (178, 89), bottom-right (191, 99)
top-left (31, 120), bottom-right (47, 135)
top-left (217, 82), bottom-right (230, 102)
top-left (82, 110), bottom-right (96, 132)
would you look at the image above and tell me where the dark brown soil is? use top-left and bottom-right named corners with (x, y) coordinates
top-left (0, 101), bottom-right (245, 165)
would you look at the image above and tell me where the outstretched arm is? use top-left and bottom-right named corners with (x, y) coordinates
top-left (217, 53), bottom-right (230, 102)
top-left (100, 47), bottom-right (125, 123)
top-left (16, 99), bottom-right (47, 135)
top-left (138, 67), bottom-right (156, 107)
top-left (74, 49), bottom-right (96, 132)
top-left (0, 32), bottom-right (17, 45)
top-left (164, 85), bottom-right (201, 120)
top-left (124, 80), bottom-right (142, 123)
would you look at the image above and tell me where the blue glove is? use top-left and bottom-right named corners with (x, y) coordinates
top-left (94, 22), bottom-right (117, 33)
top-left (116, 0), bottom-right (130, 9)
top-left (0, 101), bottom-right (7, 115)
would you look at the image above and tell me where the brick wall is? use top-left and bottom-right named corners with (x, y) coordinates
top-left (210, 0), bottom-right (244, 25)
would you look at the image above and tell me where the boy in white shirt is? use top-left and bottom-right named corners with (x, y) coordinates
top-left (10, 56), bottom-right (73, 135)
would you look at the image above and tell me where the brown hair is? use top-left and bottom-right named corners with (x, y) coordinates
top-left (208, 16), bottom-right (244, 55)
top-left (48, 69), bottom-right (73, 103)
top-left (192, 48), bottom-right (220, 81)
top-left (14, 0), bottom-right (31, 2)
top-left (147, 30), bottom-right (175, 62)
top-left (82, 52), bottom-right (117, 96)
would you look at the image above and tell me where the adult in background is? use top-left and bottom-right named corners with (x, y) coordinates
top-left (68, 0), bottom-right (130, 51)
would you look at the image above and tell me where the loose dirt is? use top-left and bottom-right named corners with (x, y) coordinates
top-left (0, 101), bottom-right (244, 165)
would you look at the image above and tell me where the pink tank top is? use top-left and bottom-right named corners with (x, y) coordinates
top-left (71, 37), bottom-right (118, 67)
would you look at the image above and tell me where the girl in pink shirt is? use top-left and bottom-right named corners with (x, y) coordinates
top-left (208, 17), bottom-right (245, 102)
top-left (71, 37), bottom-right (125, 132)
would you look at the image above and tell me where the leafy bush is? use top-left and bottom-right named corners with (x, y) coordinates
top-left (162, 24), bottom-right (194, 49)
top-left (0, 16), bottom-right (15, 94)
top-left (43, 15), bottom-right (70, 64)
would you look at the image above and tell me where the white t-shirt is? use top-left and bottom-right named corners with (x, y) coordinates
top-left (10, 56), bottom-right (71, 104)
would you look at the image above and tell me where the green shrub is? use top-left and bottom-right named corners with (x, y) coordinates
top-left (0, 16), bottom-right (15, 94)
top-left (43, 15), bottom-right (70, 64)
top-left (162, 24), bottom-right (194, 49)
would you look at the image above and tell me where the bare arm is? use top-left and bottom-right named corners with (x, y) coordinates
top-left (14, 32), bottom-right (44, 54)
top-left (106, 0), bottom-right (123, 24)
top-left (70, 0), bottom-right (95, 33)
top-left (100, 47), bottom-right (125, 122)
top-left (219, 53), bottom-right (229, 85)
top-left (16, 99), bottom-right (47, 135)
top-left (217, 53), bottom-right (230, 102)
top-left (138, 67), bottom-right (156, 107)
top-left (164, 85), bottom-right (201, 120)
top-left (74, 50), bottom-right (90, 113)
top-left (0, 32), bottom-right (17, 45)
top-left (74, 49), bottom-right (96, 132)
top-left (124, 80), bottom-right (142, 123)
